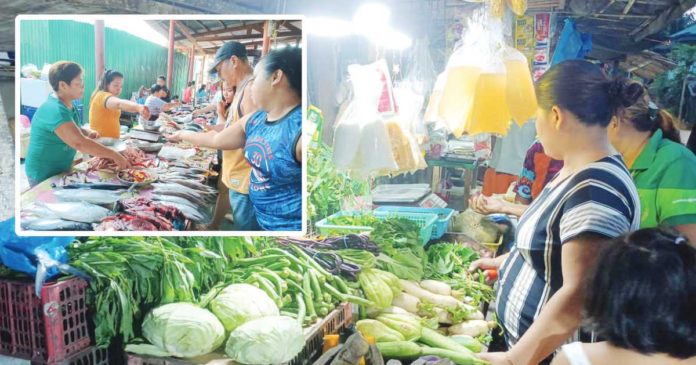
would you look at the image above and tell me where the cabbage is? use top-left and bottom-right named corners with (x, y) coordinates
top-left (210, 283), bottom-right (279, 332)
top-left (225, 316), bottom-right (304, 364)
top-left (142, 303), bottom-right (225, 358)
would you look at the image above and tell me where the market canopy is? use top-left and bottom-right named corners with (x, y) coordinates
top-left (146, 20), bottom-right (302, 56)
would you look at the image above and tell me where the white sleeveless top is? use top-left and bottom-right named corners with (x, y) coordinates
top-left (561, 342), bottom-right (593, 365)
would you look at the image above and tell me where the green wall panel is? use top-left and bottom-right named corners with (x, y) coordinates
top-left (20, 19), bottom-right (189, 124)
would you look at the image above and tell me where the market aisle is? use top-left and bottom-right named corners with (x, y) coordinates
top-left (0, 89), bottom-right (14, 220)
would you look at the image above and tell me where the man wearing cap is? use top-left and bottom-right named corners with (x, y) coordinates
top-left (166, 41), bottom-right (259, 231)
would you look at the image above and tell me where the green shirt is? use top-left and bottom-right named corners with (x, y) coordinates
top-left (630, 129), bottom-right (696, 228)
top-left (25, 94), bottom-right (82, 183)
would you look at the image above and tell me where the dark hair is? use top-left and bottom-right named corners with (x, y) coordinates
top-left (584, 227), bottom-right (696, 359)
top-left (48, 61), bottom-right (83, 92)
top-left (198, 84), bottom-right (206, 92)
top-left (91, 69), bottom-right (124, 102)
top-left (188, 81), bottom-right (195, 87)
top-left (151, 84), bottom-right (165, 94)
top-left (157, 75), bottom-right (166, 81)
top-left (536, 60), bottom-right (643, 127)
top-left (260, 47), bottom-right (302, 97)
top-left (621, 84), bottom-right (682, 143)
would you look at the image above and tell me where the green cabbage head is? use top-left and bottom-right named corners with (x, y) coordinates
top-left (210, 283), bottom-right (279, 332)
top-left (226, 316), bottom-right (304, 364)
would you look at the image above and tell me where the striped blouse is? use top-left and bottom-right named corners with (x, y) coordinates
top-left (495, 155), bottom-right (640, 347)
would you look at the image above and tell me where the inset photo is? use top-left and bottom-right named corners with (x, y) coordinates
top-left (15, 15), bottom-right (305, 235)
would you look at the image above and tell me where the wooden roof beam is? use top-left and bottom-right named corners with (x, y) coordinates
top-left (174, 21), bottom-right (264, 41)
top-left (175, 22), bottom-right (202, 52)
top-left (196, 30), bottom-right (301, 43)
top-left (630, 0), bottom-right (696, 40)
top-left (620, 0), bottom-right (637, 19)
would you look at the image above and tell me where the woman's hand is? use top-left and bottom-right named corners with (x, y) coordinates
top-left (112, 153), bottom-right (130, 170)
top-left (477, 352), bottom-right (514, 365)
top-left (468, 254), bottom-right (507, 283)
top-left (216, 99), bottom-right (228, 120)
top-left (139, 105), bottom-right (151, 121)
top-left (165, 131), bottom-right (183, 143)
top-left (470, 194), bottom-right (506, 215)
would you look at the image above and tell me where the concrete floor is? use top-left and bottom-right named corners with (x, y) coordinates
top-left (0, 79), bottom-right (15, 220)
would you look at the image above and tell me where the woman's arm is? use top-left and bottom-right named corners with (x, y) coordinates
top-left (55, 122), bottom-right (129, 168)
top-left (105, 96), bottom-right (149, 115)
top-left (193, 103), bottom-right (216, 116)
top-left (168, 113), bottom-right (250, 150)
top-left (675, 224), bottom-right (696, 247)
top-left (295, 136), bottom-right (302, 163)
top-left (488, 234), bottom-right (608, 365)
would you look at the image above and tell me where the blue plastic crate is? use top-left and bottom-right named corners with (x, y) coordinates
top-left (316, 210), bottom-right (438, 246)
top-left (375, 206), bottom-right (455, 240)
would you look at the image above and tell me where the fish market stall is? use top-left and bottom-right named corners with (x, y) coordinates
top-left (18, 109), bottom-right (221, 232)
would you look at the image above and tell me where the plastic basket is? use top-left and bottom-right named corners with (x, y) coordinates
top-left (315, 211), bottom-right (375, 236)
top-left (0, 277), bottom-right (91, 364)
top-left (316, 211), bottom-right (438, 246)
top-left (126, 303), bottom-right (353, 365)
top-left (375, 206), bottom-right (455, 240)
top-left (33, 346), bottom-right (111, 365)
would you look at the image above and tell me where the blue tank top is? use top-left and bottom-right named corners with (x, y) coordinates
top-left (244, 106), bottom-right (302, 231)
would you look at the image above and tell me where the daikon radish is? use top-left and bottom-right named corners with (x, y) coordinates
top-left (420, 280), bottom-right (452, 296)
top-left (400, 280), bottom-right (460, 309)
top-left (448, 320), bottom-right (490, 337)
top-left (392, 292), bottom-right (421, 314)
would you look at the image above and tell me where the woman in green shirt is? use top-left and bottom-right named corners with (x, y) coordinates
top-left (608, 83), bottom-right (696, 243)
top-left (25, 61), bottom-right (129, 186)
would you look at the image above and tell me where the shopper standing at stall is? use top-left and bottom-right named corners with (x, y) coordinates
top-left (25, 61), bottom-right (130, 186)
top-left (169, 46), bottom-right (302, 231)
top-left (471, 60), bottom-right (641, 365)
top-left (88, 69), bottom-right (150, 138)
top-left (156, 75), bottom-right (171, 102)
top-left (145, 84), bottom-right (178, 121)
top-left (166, 41), bottom-right (258, 230)
top-left (551, 227), bottom-right (696, 365)
top-left (608, 87), bottom-right (696, 244)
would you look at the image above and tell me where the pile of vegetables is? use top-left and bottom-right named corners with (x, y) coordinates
top-left (356, 279), bottom-right (494, 365)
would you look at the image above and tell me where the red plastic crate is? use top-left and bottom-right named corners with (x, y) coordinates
top-left (32, 346), bottom-right (111, 365)
top-left (0, 277), bottom-right (91, 363)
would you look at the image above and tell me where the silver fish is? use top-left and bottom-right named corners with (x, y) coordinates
top-left (152, 194), bottom-right (203, 210)
top-left (54, 189), bottom-right (123, 205)
top-left (43, 202), bottom-right (111, 223)
top-left (152, 183), bottom-right (215, 201)
top-left (152, 189), bottom-right (209, 208)
top-left (22, 218), bottom-right (92, 231)
top-left (159, 202), bottom-right (210, 223)
top-left (158, 178), bottom-right (215, 194)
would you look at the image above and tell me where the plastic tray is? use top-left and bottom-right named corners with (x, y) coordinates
top-left (316, 211), bottom-right (438, 246)
top-left (375, 206), bottom-right (455, 239)
top-left (0, 277), bottom-right (91, 363)
top-left (126, 303), bottom-right (353, 365)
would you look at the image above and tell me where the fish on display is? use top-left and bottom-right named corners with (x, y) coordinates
top-left (158, 201), bottom-right (210, 223)
top-left (54, 189), bottom-right (123, 205)
top-left (152, 183), bottom-right (215, 200)
top-left (61, 183), bottom-right (129, 190)
top-left (152, 187), bottom-right (208, 208)
top-left (158, 178), bottom-right (215, 194)
top-left (43, 202), bottom-right (111, 223)
top-left (22, 218), bottom-right (93, 231)
top-left (152, 194), bottom-right (203, 210)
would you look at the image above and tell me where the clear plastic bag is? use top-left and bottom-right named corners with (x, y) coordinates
top-left (503, 46), bottom-right (537, 125)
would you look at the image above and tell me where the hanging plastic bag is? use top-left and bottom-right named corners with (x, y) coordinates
top-left (468, 57), bottom-right (511, 136)
top-left (506, 0), bottom-right (528, 16)
top-left (439, 44), bottom-right (483, 137)
top-left (332, 101), bottom-right (363, 170)
top-left (503, 46), bottom-right (537, 125)
top-left (424, 72), bottom-right (446, 124)
top-left (0, 218), bottom-right (87, 296)
top-left (551, 18), bottom-right (593, 66)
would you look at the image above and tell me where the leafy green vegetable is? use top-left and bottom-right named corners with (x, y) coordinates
top-left (376, 249), bottom-right (424, 281)
top-left (210, 283), bottom-right (280, 332)
top-left (141, 303), bottom-right (225, 358)
top-left (225, 316), bottom-right (305, 364)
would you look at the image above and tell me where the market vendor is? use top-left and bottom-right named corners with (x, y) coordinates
top-left (156, 75), bottom-right (171, 102)
top-left (471, 60), bottom-right (641, 365)
top-left (166, 41), bottom-right (258, 231)
top-left (168, 46), bottom-right (302, 231)
top-left (607, 86), bottom-right (696, 244)
top-left (88, 69), bottom-right (151, 138)
top-left (145, 84), bottom-right (178, 121)
top-left (25, 61), bottom-right (130, 186)
top-left (182, 81), bottom-right (195, 104)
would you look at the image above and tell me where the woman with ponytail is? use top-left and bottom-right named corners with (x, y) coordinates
top-left (608, 84), bottom-right (696, 243)
top-left (471, 60), bottom-right (641, 365)
top-left (88, 69), bottom-right (150, 138)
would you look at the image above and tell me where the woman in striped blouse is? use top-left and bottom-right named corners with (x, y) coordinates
top-left (472, 60), bottom-right (642, 365)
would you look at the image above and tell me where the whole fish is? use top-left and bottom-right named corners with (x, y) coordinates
top-left (169, 166), bottom-right (208, 175)
top-left (61, 183), bottom-right (129, 191)
top-left (158, 201), bottom-right (210, 223)
top-left (22, 218), bottom-right (92, 231)
top-left (43, 202), bottom-right (111, 223)
top-left (158, 178), bottom-right (215, 194)
top-left (152, 183), bottom-right (215, 201)
top-left (152, 194), bottom-right (203, 210)
top-left (54, 189), bottom-right (122, 205)
top-left (152, 188), bottom-right (208, 208)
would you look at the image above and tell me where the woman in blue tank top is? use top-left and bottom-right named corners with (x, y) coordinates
top-left (202, 47), bottom-right (303, 231)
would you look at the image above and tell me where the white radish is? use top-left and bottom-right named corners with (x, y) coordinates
top-left (400, 280), bottom-right (461, 310)
top-left (434, 307), bottom-right (453, 324)
top-left (367, 305), bottom-right (413, 319)
top-left (420, 280), bottom-right (452, 296)
top-left (392, 292), bottom-right (421, 314)
top-left (448, 320), bottom-right (490, 337)
top-left (461, 303), bottom-right (485, 320)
